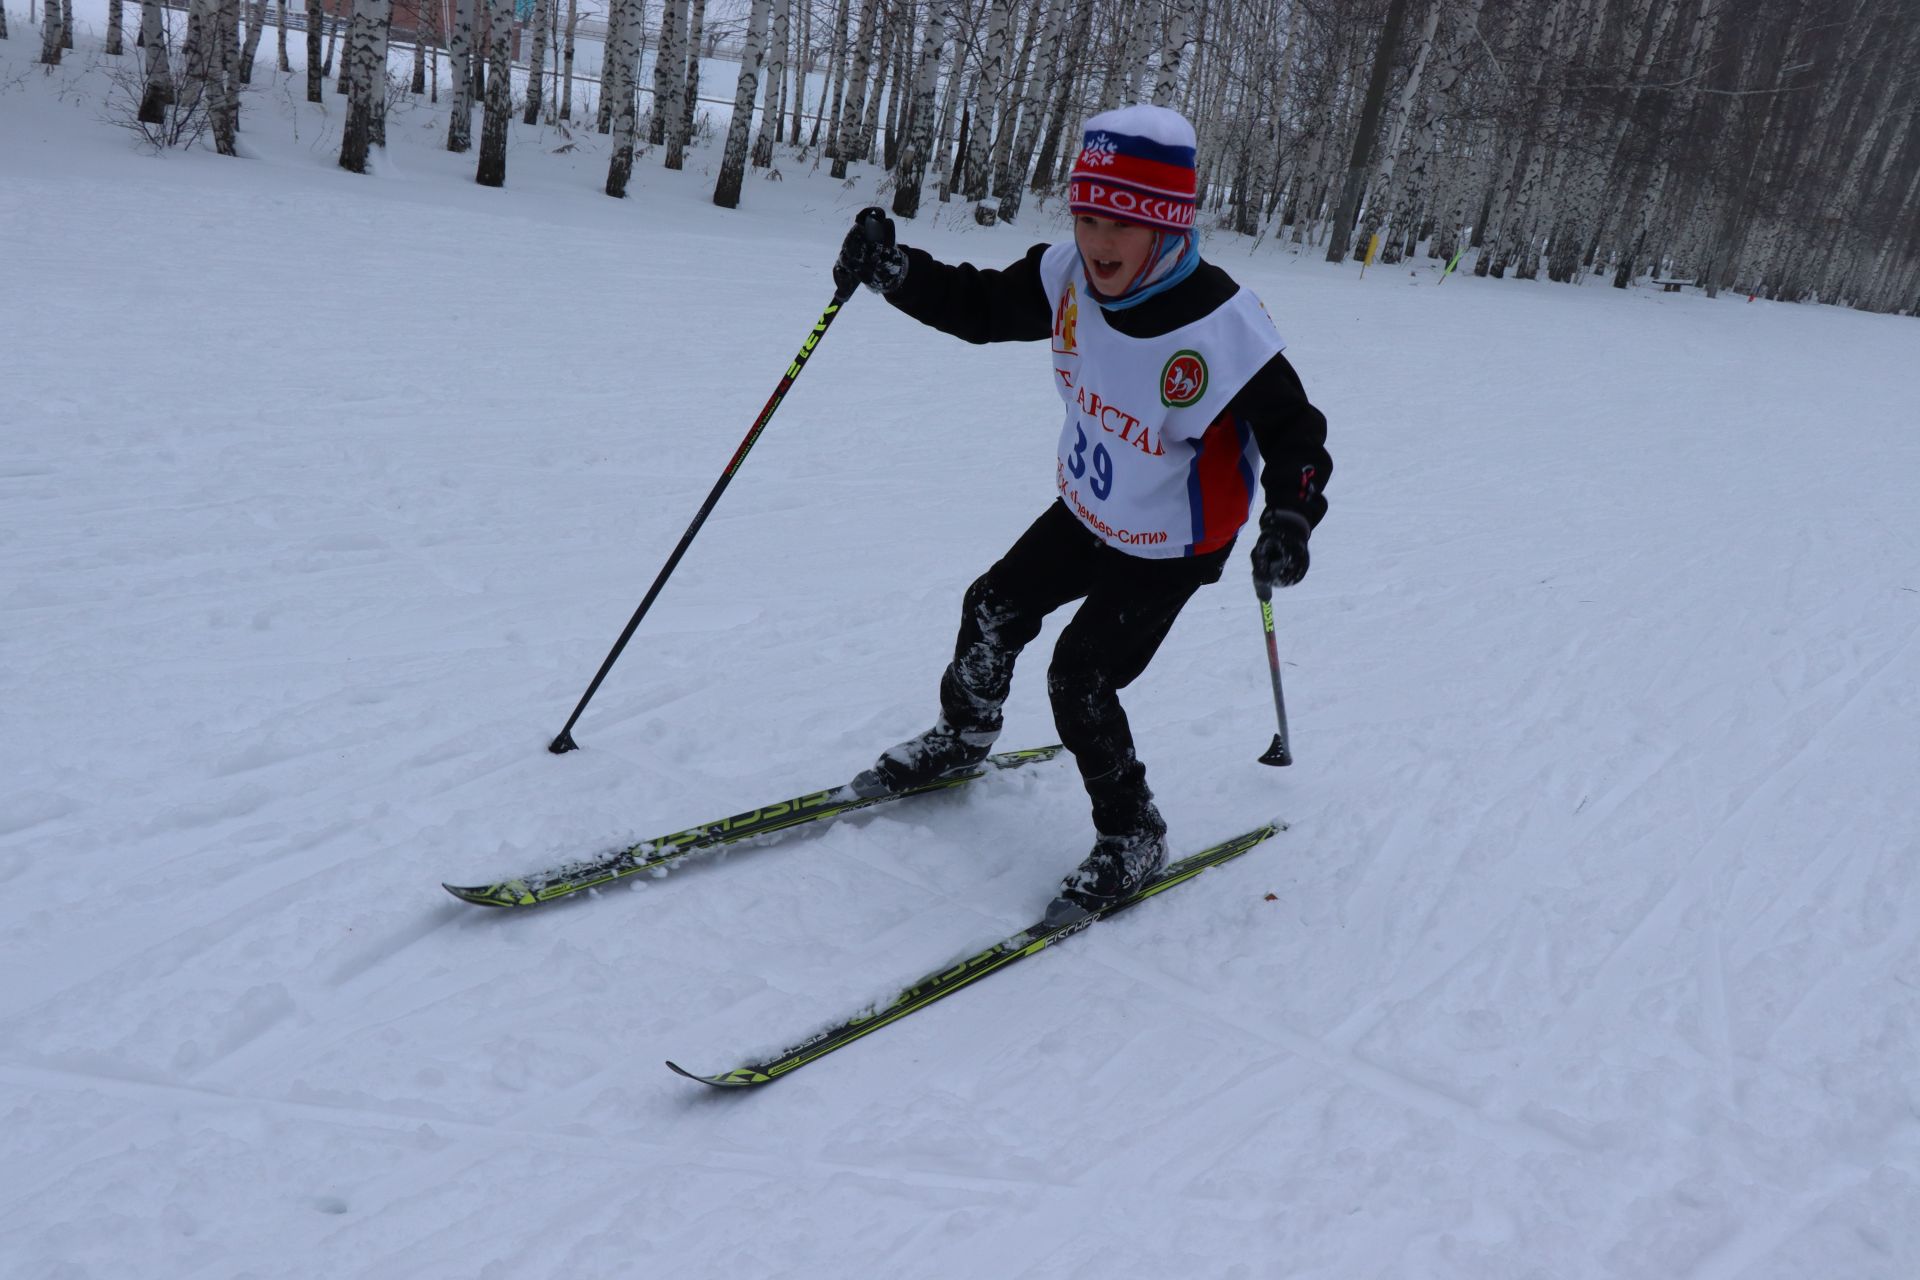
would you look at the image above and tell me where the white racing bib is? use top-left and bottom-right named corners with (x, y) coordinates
top-left (1039, 241), bottom-right (1285, 558)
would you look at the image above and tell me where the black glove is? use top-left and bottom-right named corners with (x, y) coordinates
top-left (1251, 508), bottom-right (1311, 591)
top-left (833, 207), bottom-right (909, 295)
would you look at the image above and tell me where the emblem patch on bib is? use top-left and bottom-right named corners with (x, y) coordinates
top-left (1160, 350), bottom-right (1208, 408)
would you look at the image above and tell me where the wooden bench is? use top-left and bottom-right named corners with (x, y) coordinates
top-left (1649, 277), bottom-right (1695, 293)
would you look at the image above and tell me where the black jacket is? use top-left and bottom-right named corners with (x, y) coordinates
top-left (885, 242), bottom-right (1331, 530)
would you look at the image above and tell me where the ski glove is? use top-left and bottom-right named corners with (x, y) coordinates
top-left (834, 207), bottom-right (910, 296)
top-left (1251, 508), bottom-right (1311, 590)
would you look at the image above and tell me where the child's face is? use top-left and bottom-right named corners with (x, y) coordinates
top-left (1075, 215), bottom-right (1158, 294)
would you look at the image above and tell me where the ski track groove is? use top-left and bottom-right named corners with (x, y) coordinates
top-left (1496, 614), bottom-right (1920, 1084)
top-left (0, 1062), bottom-right (1086, 1201)
top-left (1698, 911), bottom-right (1738, 1111)
top-left (1681, 1168), bottom-right (1877, 1280)
top-left (1070, 934), bottom-right (1590, 1158)
top-left (830, 822), bottom-right (1587, 1157)
top-left (1760, 890), bottom-right (1920, 1058)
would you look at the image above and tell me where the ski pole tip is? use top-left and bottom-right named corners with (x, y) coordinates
top-left (549, 731), bottom-right (579, 755)
top-left (1259, 734), bottom-right (1292, 767)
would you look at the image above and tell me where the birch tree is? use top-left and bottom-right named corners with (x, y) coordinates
top-left (677, 0), bottom-right (708, 157)
top-left (1152, 0), bottom-right (1197, 108)
top-left (40, 0), bottom-right (65, 65)
top-left (714, 0), bottom-right (774, 207)
top-left (238, 0), bottom-right (264, 82)
top-left (207, 0), bottom-right (240, 154)
top-left (523, 0), bottom-right (553, 124)
top-left (1029, 0), bottom-right (1093, 195)
top-left (560, 0), bottom-right (578, 120)
top-left (966, 0), bottom-right (1010, 221)
top-left (138, 0), bottom-right (176, 124)
top-left (891, 0), bottom-right (949, 217)
top-left (751, 0), bottom-right (789, 166)
top-left (446, 0), bottom-right (474, 150)
top-left (830, 0), bottom-right (880, 177)
top-left (1353, 0), bottom-right (1442, 261)
top-left (605, 0), bottom-right (646, 195)
top-left (995, 0), bottom-right (1064, 223)
top-left (1327, 0), bottom-right (1413, 263)
top-left (474, 0), bottom-right (512, 186)
top-left (856, 0), bottom-right (899, 169)
top-left (305, 0), bottom-right (322, 101)
top-left (339, 0), bottom-right (391, 171)
top-left (651, 0), bottom-right (689, 147)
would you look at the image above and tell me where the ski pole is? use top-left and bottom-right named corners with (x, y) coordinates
top-left (1255, 582), bottom-right (1293, 766)
top-left (548, 279), bottom-right (859, 755)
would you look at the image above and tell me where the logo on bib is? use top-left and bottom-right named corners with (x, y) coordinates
top-left (1160, 350), bottom-right (1208, 407)
top-left (1054, 284), bottom-right (1078, 355)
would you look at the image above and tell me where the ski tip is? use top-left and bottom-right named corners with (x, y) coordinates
top-left (442, 881), bottom-right (535, 908)
top-left (666, 1060), bottom-right (772, 1088)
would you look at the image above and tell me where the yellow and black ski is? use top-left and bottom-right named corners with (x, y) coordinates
top-left (442, 746), bottom-right (1063, 908)
top-left (667, 821), bottom-right (1283, 1088)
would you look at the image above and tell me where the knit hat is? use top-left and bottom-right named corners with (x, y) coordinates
top-left (1068, 105), bottom-right (1199, 233)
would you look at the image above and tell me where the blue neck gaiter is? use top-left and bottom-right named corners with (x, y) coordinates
top-left (1088, 230), bottom-right (1201, 312)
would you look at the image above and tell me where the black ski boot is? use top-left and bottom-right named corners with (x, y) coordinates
top-left (851, 717), bottom-right (996, 798)
top-left (1050, 780), bottom-right (1168, 920)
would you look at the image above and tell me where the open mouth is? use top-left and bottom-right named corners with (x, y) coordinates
top-left (1091, 259), bottom-right (1123, 279)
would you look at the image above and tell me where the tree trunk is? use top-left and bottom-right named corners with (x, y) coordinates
top-left (651, 0), bottom-right (688, 147)
top-left (446, 0), bottom-right (473, 149)
top-left (522, 0), bottom-right (551, 123)
top-left (891, 0), bottom-right (948, 218)
top-left (752, 0), bottom-right (788, 166)
top-left (857, 0), bottom-right (897, 167)
top-left (177, 0), bottom-right (214, 112)
top-left (107, 0), bottom-right (125, 54)
top-left (713, 0), bottom-right (772, 208)
top-left (39, 0), bottom-right (64, 64)
top-left (138, 0), bottom-right (175, 122)
top-left (818, 0), bottom-right (851, 156)
top-left (829, 0), bottom-right (879, 177)
top-left (1150, 0), bottom-right (1195, 108)
top-left (1029, 0), bottom-right (1092, 195)
top-left (675, 0), bottom-right (706, 159)
top-left (605, 0), bottom-right (644, 194)
top-left (1326, 0), bottom-right (1412, 263)
top-left (237, 0), bottom-right (264, 82)
top-left (995, 0), bottom-right (1064, 223)
top-left (339, 0), bottom-right (386, 170)
top-left (966, 0), bottom-right (1009, 219)
top-left (1354, 0), bottom-right (1441, 262)
top-left (305, 0), bottom-right (322, 101)
top-left (207, 0), bottom-right (240, 151)
top-left (789, 0), bottom-right (809, 144)
top-left (560, 0), bottom-right (577, 119)
top-left (474, 0), bottom-right (511, 185)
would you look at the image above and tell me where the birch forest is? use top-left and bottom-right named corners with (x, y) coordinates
top-left (32, 0), bottom-right (1920, 313)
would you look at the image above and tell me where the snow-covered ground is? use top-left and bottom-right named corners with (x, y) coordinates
top-left (6, 15), bottom-right (1920, 1280)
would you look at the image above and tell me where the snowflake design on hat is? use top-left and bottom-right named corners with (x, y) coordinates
top-left (1079, 133), bottom-right (1119, 167)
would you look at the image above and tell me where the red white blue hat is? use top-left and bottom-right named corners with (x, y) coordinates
top-left (1068, 105), bottom-right (1199, 233)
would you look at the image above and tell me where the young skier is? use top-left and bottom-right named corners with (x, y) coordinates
top-left (833, 105), bottom-right (1331, 916)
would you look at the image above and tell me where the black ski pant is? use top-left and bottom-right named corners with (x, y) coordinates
top-left (937, 500), bottom-right (1231, 833)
